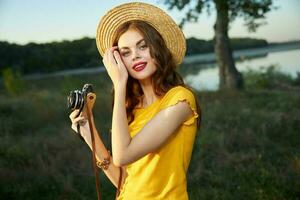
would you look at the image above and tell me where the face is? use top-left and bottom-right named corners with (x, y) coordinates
top-left (117, 28), bottom-right (157, 81)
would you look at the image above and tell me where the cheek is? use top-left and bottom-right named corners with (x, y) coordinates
top-left (120, 56), bottom-right (131, 69)
top-left (149, 56), bottom-right (157, 69)
top-left (143, 49), bottom-right (152, 59)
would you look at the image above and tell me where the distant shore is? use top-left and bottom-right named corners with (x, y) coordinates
top-left (183, 42), bottom-right (300, 65)
top-left (18, 42), bottom-right (300, 80)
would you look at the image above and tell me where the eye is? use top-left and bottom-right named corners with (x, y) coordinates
top-left (121, 52), bottom-right (130, 57)
top-left (139, 44), bottom-right (148, 50)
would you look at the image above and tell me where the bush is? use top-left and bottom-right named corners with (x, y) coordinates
top-left (292, 72), bottom-right (300, 86)
top-left (243, 65), bottom-right (298, 90)
top-left (2, 68), bottom-right (25, 96)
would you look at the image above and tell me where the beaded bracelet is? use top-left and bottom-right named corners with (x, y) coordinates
top-left (96, 150), bottom-right (111, 170)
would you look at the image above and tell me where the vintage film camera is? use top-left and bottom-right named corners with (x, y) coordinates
top-left (67, 83), bottom-right (95, 141)
top-left (67, 83), bottom-right (94, 116)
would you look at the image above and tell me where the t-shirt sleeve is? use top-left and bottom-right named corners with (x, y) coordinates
top-left (159, 86), bottom-right (199, 126)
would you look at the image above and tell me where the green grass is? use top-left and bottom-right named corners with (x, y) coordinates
top-left (187, 90), bottom-right (300, 200)
top-left (0, 69), bottom-right (299, 199)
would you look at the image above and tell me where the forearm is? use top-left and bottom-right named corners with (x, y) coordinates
top-left (111, 87), bottom-right (131, 166)
top-left (70, 108), bottom-right (127, 188)
top-left (80, 113), bottom-right (127, 188)
top-left (93, 130), bottom-right (127, 188)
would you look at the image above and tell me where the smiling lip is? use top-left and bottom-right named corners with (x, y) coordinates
top-left (133, 62), bottom-right (147, 72)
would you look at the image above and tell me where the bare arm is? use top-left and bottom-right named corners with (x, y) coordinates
top-left (69, 110), bottom-right (127, 188)
top-left (93, 127), bottom-right (127, 188)
top-left (112, 86), bottom-right (194, 167)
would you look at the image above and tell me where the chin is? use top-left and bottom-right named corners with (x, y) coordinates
top-left (132, 70), bottom-right (156, 81)
top-left (132, 75), bottom-right (151, 81)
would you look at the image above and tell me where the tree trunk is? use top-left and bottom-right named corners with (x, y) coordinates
top-left (213, 0), bottom-right (243, 90)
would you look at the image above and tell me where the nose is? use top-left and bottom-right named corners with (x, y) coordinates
top-left (132, 48), bottom-right (141, 61)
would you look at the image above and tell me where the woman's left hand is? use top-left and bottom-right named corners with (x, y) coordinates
top-left (103, 46), bottom-right (128, 89)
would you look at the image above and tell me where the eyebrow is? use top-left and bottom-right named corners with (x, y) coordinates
top-left (119, 39), bottom-right (145, 50)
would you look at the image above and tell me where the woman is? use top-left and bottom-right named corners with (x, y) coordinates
top-left (69, 2), bottom-right (201, 200)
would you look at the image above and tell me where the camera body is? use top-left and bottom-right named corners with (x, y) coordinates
top-left (67, 83), bottom-right (94, 114)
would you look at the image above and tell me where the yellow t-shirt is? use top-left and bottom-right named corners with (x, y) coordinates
top-left (117, 86), bottom-right (199, 200)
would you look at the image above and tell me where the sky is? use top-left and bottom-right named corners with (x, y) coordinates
top-left (0, 0), bottom-right (299, 45)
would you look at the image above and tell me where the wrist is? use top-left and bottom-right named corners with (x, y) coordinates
top-left (96, 150), bottom-right (111, 170)
top-left (114, 85), bottom-right (126, 96)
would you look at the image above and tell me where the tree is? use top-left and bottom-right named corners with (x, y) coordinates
top-left (162, 0), bottom-right (274, 90)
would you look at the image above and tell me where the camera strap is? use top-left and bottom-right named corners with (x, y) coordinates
top-left (86, 103), bottom-right (102, 200)
top-left (84, 98), bottom-right (123, 200)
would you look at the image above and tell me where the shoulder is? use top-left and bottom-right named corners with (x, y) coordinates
top-left (162, 86), bottom-right (197, 105)
top-left (159, 85), bottom-right (198, 115)
top-left (159, 85), bottom-right (199, 126)
top-left (166, 85), bottom-right (194, 95)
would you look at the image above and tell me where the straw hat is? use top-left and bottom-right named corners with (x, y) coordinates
top-left (96, 2), bottom-right (186, 65)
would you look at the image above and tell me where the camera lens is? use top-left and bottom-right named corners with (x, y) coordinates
top-left (67, 90), bottom-right (84, 110)
top-left (67, 84), bottom-right (93, 113)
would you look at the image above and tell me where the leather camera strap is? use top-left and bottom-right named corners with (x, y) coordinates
top-left (86, 104), bottom-right (102, 200)
top-left (116, 167), bottom-right (122, 199)
top-left (85, 102), bottom-right (123, 200)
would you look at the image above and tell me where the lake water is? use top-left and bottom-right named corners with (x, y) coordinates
top-left (183, 48), bottom-right (300, 91)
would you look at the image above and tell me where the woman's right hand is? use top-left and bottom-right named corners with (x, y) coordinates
top-left (69, 109), bottom-right (92, 149)
top-left (103, 46), bottom-right (128, 89)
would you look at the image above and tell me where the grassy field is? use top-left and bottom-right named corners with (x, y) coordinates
top-left (0, 68), bottom-right (299, 200)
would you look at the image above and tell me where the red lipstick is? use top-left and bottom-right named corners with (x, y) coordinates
top-left (132, 62), bottom-right (147, 72)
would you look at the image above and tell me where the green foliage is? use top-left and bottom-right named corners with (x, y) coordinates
top-left (2, 68), bottom-right (25, 96)
top-left (0, 37), bottom-right (269, 75)
top-left (0, 73), bottom-right (115, 199)
top-left (163, 0), bottom-right (274, 32)
top-left (230, 37), bottom-right (268, 50)
top-left (243, 65), bottom-right (299, 90)
top-left (163, 0), bottom-right (275, 90)
top-left (187, 89), bottom-right (300, 199)
top-left (292, 72), bottom-right (300, 86)
top-left (0, 37), bottom-right (102, 75)
top-left (0, 70), bottom-right (299, 199)
top-left (186, 37), bottom-right (268, 55)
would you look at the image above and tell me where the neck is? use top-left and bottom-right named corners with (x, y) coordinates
top-left (139, 78), bottom-right (158, 108)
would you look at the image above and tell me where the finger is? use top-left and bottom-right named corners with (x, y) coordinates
top-left (108, 49), bottom-right (117, 65)
top-left (103, 50), bottom-right (108, 64)
top-left (110, 46), bottom-right (119, 52)
top-left (113, 50), bottom-right (123, 65)
top-left (106, 46), bottom-right (118, 57)
top-left (79, 120), bottom-right (87, 126)
top-left (70, 112), bottom-right (84, 123)
top-left (104, 48), bottom-right (111, 60)
top-left (69, 109), bottom-right (80, 120)
top-left (73, 116), bottom-right (86, 124)
top-left (109, 46), bottom-right (119, 60)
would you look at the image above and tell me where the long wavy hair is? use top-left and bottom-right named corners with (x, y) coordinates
top-left (111, 20), bottom-right (201, 129)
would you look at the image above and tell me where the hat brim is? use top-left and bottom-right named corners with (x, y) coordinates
top-left (96, 2), bottom-right (186, 65)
